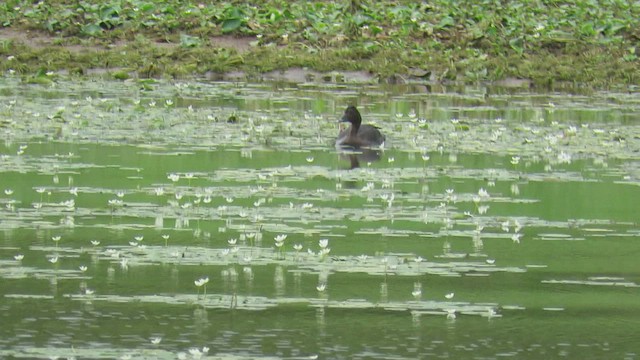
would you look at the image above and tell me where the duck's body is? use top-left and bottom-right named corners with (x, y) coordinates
top-left (336, 124), bottom-right (385, 147)
top-left (335, 106), bottom-right (385, 148)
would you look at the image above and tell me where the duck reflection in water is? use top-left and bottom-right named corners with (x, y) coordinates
top-left (335, 106), bottom-right (385, 169)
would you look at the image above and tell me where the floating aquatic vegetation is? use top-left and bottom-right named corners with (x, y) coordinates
top-left (535, 233), bottom-right (586, 241)
top-left (542, 277), bottom-right (640, 288)
top-left (61, 291), bottom-right (502, 318)
top-left (0, 346), bottom-right (177, 360)
top-left (0, 76), bottom-right (639, 159)
top-left (0, 263), bottom-right (89, 281)
top-left (91, 242), bottom-right (526, 281)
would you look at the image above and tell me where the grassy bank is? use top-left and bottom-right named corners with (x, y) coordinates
top-left (0, 0), bottom-right (639, 87)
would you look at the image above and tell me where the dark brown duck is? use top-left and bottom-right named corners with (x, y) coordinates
top-left (335, 106), bottom-right (385, 148)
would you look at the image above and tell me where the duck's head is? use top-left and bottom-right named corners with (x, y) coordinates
top-left (339, 106), bottom-right (362, 127)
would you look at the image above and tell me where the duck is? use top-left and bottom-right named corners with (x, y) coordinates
top-left (335, 106), bottom-right (385, 148)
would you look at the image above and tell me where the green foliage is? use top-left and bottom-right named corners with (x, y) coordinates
top-left (179, 34), bottom-right (201, 48)
top-left (2, 0), bottom-right (636, 46)
top-left (0, 0), bottom-right (638, 85)
top-left (220, 5), bottom-right (245, 33)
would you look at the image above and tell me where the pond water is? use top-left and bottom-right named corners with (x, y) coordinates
top-left (1, 76), bottom-right (639, 359)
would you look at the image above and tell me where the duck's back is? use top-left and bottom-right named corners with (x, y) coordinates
top-left (356, 124), bottom-right (385, 146)
top-left (336, 124), bottom-right (385, 147)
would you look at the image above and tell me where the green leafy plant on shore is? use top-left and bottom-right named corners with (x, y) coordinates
top-left (0, 0), bottom-right (638, 85)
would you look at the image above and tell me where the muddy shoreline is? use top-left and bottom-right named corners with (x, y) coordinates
top-left (0, 28), bottom-right (636, 89)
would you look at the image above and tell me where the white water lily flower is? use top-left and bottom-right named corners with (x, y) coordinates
top-left (188, 348), bottom-right (202, 359)
top-left (194, 277), bottom-right (209, 287)
top-left (412, 282), bottom-right (422, 298)
top-left (512, 233), bottom-right (522, 243)
top-left (446, 308), bottom-right (456, 320)
top-left (514, 219), bottom-right (523, 233)
top-left (501, 221), bottom-right (510, 232)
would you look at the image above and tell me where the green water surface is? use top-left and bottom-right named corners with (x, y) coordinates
top-left (0, 77), bottom-right (639, 359)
